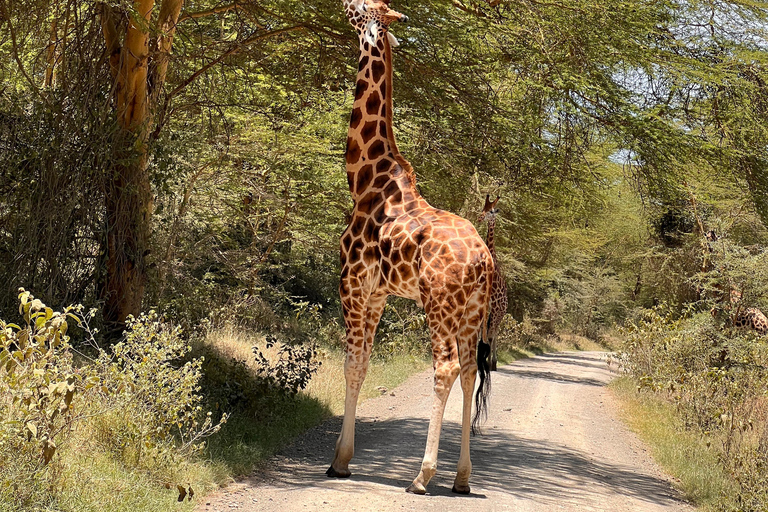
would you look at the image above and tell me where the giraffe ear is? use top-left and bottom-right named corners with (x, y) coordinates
top-left (386, 31), bottom-right (400, 47)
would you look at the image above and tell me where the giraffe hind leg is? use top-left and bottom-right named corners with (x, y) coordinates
top-left (453, 295), bottom-right (487, 494)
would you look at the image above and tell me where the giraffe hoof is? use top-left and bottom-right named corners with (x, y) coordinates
top-left (452, 483), bottom-right (471, 495)
top-left (326, 466), bottom-right (351, 478)
top-left (405, 483), bottom-right (427, 495)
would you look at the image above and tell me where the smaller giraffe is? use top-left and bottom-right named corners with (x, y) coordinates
top-left (479, 195), bottom-right (508, 371)
top-left (730, 290), bottom-right (768, 336)
top-left (734, 308), bottom-right (768, 336)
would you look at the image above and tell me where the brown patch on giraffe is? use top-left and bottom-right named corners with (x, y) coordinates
top-left (376, 158), bottom-right (392, 173)
top-left (371, 46), bottom-right (381, 58)
top-left (372, 203), bottom-right (388, 223)
top-left (401, 240), bottom-right (417, 263)
top-left (371, 60), bottom-right (386, 83)
top-left (363, 246), bottom-right (378, 264)
top-left (349, 238), bottom-right (364, 259)
top-left (372, 174), bottom-right (390, 190)
top-left (380, 237), bottom-right (392, 257)
top-left (361, 121), bottom-right (379, 144)
top-left (380, 81), bottom-right (387, 100)
top-left (355, 79), bottom-right (369, 100)
top-left (364, 218), bottom-right (378, 239)
top-left (381, 259), bottom-right (391, 277)
top-left (355, 164), bottom-right (373, 194)
top-left (357, 191), bottom-right (381, 214)
top-left (357, 55), bottom-right (369, 72)
top-left (350, 107), bottom-right (362, 129)
top-left (368, 140), bottom-right (386, 160)
top-left (351, 214), bottom-right (366, 234)
top-left (366, 91), bottom-right (381, 115)
top-left (346, 137), bottom-right (361, 164)
top-left (341, 233), bottom-right (353, 253)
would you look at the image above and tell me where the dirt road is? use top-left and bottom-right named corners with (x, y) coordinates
top-left (198, 352), bottom-right (693, 512)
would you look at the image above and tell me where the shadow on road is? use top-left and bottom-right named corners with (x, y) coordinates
top-left (257, 412), bottom-right (682, 508)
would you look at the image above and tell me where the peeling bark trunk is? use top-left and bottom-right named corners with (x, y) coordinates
top-left (98, 0), bottom-right (184, 331)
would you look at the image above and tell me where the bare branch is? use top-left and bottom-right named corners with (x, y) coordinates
top-left (179, 2), bottom-right (237, 22)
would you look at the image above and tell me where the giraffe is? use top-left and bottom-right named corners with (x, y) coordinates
top-left (478, 195), bottom-right (508, 371)
top-left (728, 290), bottom-right (768, 336)
top-left (328, 0), bottom-right (495, 495)
top-left (703, 232), bottom-right (767, 337)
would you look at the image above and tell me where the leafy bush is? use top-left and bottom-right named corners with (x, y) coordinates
top-left (94, 312), bottom-right (227, 471)
top-left (0, 292), bottom-right (225, 510)
top-left (253, 335), bottom-right (321, 396)
top-left (619, 305), bottom-right (768, 509)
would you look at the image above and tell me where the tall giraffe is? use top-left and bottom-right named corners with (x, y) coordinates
top-left (479, 195), bottom-right (508, 371)
top-left (328, 0), bottom-right (494, 495)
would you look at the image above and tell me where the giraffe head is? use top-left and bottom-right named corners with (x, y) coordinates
top-left (478, 195), bottom-right (500, 222)
top-left (343, 0), bottom-right (408, 47)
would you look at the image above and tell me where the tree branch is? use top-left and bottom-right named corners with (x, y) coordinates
top-left (148, 0), bottom-right (184, 105)
top-left (179, 2), bottom-right (237, 22)
top-left (152, 24), bottom-right (307, 139)
top-left (97, 2), bottom-right (122, 81)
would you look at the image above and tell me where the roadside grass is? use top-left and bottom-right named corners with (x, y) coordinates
top-left (610, 376), bottom-right (737, 511)
top-left (1, 318), bottom-right (581, 512)
top-left (198, 325), bottom-right (431, 476)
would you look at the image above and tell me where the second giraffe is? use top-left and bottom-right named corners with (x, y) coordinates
top-left (479, 195), bottom-right (508, 371)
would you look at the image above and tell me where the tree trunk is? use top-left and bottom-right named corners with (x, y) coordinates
top-left (98, 0), bottom-right (183, 331)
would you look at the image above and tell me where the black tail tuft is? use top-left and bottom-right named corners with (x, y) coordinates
top-left (472, 339), bottom-right (492, 435)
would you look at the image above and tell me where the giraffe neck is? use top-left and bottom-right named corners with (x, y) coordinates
top-left (485, 217), bottom-right (498, 262)
top-left (345, 20), bottom-right (419, 205)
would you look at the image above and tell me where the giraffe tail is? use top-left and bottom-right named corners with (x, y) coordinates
top-left (472, 260), bottom-right (493, 436)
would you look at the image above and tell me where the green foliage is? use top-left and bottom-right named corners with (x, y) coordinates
top-left (253, 335), bottom-right (322, 396)
top-left (0, 293), bottom-right (225, 510)
top-left (619, 305), bottom-right (768, 509)
top-left (95, 312), bottom-right (227, 470)
top-left (0, 290), bottom-right (87, 468)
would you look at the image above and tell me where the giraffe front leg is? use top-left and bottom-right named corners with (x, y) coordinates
top-left (489, 336), bottom-right (498, 372)
top-left (327, 293), bottom-right (386, 478)
top-left (406, 358), bottom-right (460, 494)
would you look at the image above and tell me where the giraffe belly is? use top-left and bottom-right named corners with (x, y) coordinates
top-left (379, 260), bottom-right (422, 306)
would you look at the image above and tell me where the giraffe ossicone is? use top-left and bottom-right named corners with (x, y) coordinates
top-left (327, 0), bottom-right (495, 495)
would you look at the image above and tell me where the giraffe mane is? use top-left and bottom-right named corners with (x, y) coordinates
top-left (382, 26), bottom-right (420, 192)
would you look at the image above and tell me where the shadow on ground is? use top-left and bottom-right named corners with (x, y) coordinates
top-left (254, 351), bottom-right (682, 509)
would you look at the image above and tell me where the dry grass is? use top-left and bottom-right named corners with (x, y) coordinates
top-left (610, 376), bottom-right (737, 510)
top-left (199, 324), bottom-right (430, 416)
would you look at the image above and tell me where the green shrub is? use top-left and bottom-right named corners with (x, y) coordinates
top-left (253, 335), bottom-right (321, 396)
top-left (619, 305), bottom-right (768, 509)
top-left (0, 292), bottom-right (226, 510)
top-left (94, 312), bottom-right (227, 472)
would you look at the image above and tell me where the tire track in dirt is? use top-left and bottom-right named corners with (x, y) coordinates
top-left (198, 352), bottom-right (694, 512)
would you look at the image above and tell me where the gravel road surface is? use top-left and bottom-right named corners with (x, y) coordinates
top-left (198, 351), bottom-right (694, 512)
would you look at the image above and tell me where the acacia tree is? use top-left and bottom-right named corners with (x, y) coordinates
top-left (95, 0), bottom-right (184, 328)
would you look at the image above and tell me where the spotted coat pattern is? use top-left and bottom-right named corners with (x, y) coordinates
top-left (327, 0), bottom-right (494, 496)
top-left (479, 195), bottom-right (508, 371)
top-left (734, 307), bottom-right (768, 336)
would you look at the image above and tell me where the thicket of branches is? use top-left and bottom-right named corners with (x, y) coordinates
top-left (0, 0), bottom-right (767, 337)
